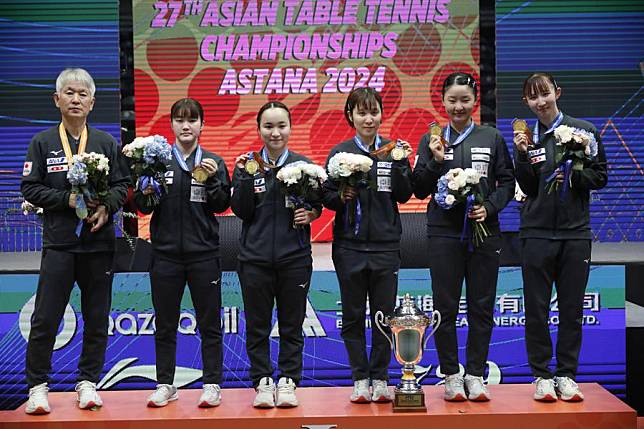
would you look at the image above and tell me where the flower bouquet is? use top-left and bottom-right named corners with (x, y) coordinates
top-left (122, 135), bottom-right (172, 205)
top-left (546, 125), bottom-right (598, 196)
top-left (435, 167), bottom-right (489, 248)
top-left (327, 152), bottom-right (373, 235)
top-left (276, 161), bottom-right (327, 207)
top-left (276, 161), bottom-right (327, 244)
top-left (67, 152), bottom-right (110, 235)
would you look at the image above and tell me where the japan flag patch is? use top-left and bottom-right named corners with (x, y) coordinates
top-left (22, 161), bottom-right (32, 176)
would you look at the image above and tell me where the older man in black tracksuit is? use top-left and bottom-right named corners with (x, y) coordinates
top-left (21, 68), bottom-right (129, 414)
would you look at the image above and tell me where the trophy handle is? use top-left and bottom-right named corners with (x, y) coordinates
top-left (374, 311), bottom-right (394, 350)
top-left (423, 310), bottom-right (442, 350)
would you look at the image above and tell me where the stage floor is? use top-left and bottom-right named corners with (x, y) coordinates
top-left (0, 383), bottom-right (636, 429)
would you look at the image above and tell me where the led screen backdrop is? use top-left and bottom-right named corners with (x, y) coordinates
top-left (495, 0), bottom-right (644, 240)
top-left (132, 0), bottom-right (481, 240)
top-left (0, 0), bottom-right (121, 252)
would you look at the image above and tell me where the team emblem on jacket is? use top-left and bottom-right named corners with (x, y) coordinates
top-left (253, 177), bottom-right (266, 193)
top-left (528, 147), bottom-right (546, 164)
top-left (46, 156), bottom-right (68, 173)
top-left (377, 161), bottom-right (392, 192)
top-left (471, 147), bottom-right (491, 178)
top-left (22, 161), bottom-right (32, 176)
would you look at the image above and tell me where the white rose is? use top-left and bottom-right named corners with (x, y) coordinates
top-left (554, 125), bottom-right (574, 144)
top-left (445, 194), bottom-right (456, 206)
top-left (448, 180), bottom-right (459, 191)
top-left (464, 168), bottom-right (480, 184)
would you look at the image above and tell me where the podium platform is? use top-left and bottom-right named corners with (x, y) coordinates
top-left (0, 383), bottom-right (637, 429)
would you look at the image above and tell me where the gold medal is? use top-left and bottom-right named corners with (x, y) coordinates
top-left (245, 159), bottom-right (259, 175)
top-left (391, 146), bottom-right (405, 161)
top-left (192, 165), bottom-right (209, 183)
top-left (512, 118), bottom-right (533, 142)
top-left (429, 122), bottom-right (448, 147)
top-left (512, 119), bottom-right (529, 133)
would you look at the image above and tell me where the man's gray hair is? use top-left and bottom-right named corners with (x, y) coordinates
top-left (55, 68), bottom-right (96, 97)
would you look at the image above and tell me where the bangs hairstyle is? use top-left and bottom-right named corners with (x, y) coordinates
top-left (56, 68), bottom-right (96, 97)
top-left (522, 72), bottom-right (559, 98)
top-left (256, 100), bottom-right (291, 127)
top-left (441, 72), bottom-right (478, 100)
top-left (344, 87), bottom-right (383, 127)
top-left (170, 98), bottom-right (204, 121)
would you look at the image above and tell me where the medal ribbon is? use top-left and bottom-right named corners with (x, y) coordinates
top-left (350, 134), bottom-right (382, 236)
top-left (443, 121), bottom-right (475, 148)
top-left (260, 147), bottom-right (289, 169)
top-left (173, 144), bottom-right (202, 173)
top-left (354, 134), bottom-right (382, 153)
top-left (58, 122), bottom-right (87, 167)
top-left (370, 139), bottom-right (402, 159)
top-left (532, 111), bottom-right (563, 145)
top-left (352, 134), bottom-right (382, 236)
top-left (59, 123), bottom-right (88, 236)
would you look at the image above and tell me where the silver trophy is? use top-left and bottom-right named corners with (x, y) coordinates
top-left (375, 293), bottom-right (441, 412)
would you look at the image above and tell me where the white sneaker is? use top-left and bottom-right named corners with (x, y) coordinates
top-left (75, 380), bottom-right (102, 409)
top-left (554, 376), bottom-right (584, 402)
top-left (253, 377), bottom-right (275, 408)
top-left (25, 383), bottom-right (50, 415)
top-left (443, 374), bottom-right (467, 402)
top-left (533, 377), bottom-right (557, 402)
top-left (147, 384), bottom-right (178, 407)
top-left (464, 375), bottom-right (490, 401)
top-left (371, 379), bottom-right (392, 402)
top-left (198, 384), bottom-right (221, 408)
top-left (350, 379), bottom-right (371, 403)
top-left (275, 377), bottom-right (298, 408)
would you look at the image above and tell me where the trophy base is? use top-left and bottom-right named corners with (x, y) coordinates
top-left (392, 389), bottom-right (426, 413)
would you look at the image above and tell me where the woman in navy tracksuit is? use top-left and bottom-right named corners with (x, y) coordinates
top-left (322, 87), bottom-right (413, 404)
top-left (231, 101), bottom-right (322, 409)
top-left (135, 98), bottom-right (231, 408)
top-left (513, 72), bottom-right (607, 403)
top-left (412, 72), bottom-right (514, 402)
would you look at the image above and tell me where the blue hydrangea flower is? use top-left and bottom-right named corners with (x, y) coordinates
top-left (143, 135), bottom-right (172, 165)
top-left (435, 176), bottom-right (452, 209)
top-left (577, 129), bottom-right (598, 157)
top-left (67, 161), bottom-right (88, 186)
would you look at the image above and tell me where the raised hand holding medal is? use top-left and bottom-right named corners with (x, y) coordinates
top-left (429, 122), bottom-right (447, 146)
top-left (244, 152), bottom-right (260, 175)
top-left (512, 118), bottom-right (531, 153)
top-left (192, 165), bottom-right (209, 183)
top-left (391, 140), bottom-right (406, 161)
top-left (194, 158), bottom-right (218, 183)
top-left (428, 122), bottom-right (446, 162)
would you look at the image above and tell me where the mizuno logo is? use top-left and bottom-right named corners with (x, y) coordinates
top-left (211, 279), bottom-right (221, 285)
top-left (298, 282), bottom-right (308, 289)
top-left (50, 149), bottom-right (63, 156)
